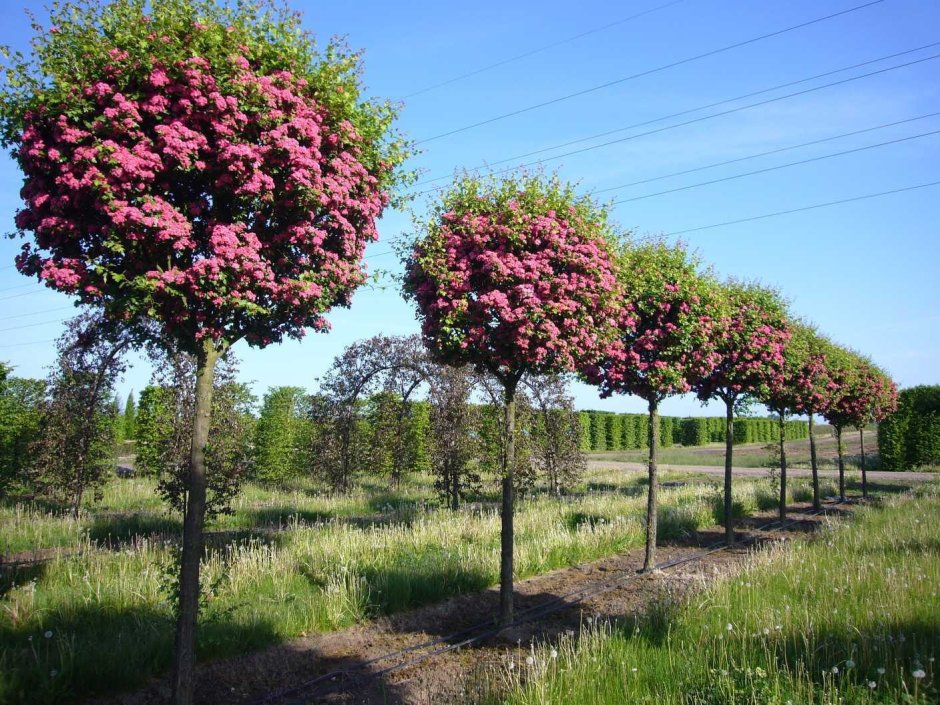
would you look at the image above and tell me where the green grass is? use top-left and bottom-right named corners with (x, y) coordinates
top-left (494, 484), bottom-right (940, 705)
top-left (0, 470), bottom-right (811, 704)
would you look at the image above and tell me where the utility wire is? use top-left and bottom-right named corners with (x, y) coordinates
top-left (414, 41), bottom-right (940, 189)
top-left (611, 128), bottom-right (940, 204)
top-left (411, 54), bottom-right (940, 196)
top-left (594, 110), bottom-right (940, 195)
top-left (0, 306), bottom-right (75, 323)
top-left (0, 338), bottom-right (56, 349)
top-left (0, 282), bottom-right (36, 295)
top-left (0, 318), bottom-right (68, 334)
top-left (402, 0), bottom-right (691, 99)
top-left (0, 289), bottom-right (57, 303)
top-left (417, 0), bottom-right (885, 144)
top-left (661, 179), bottom-right (940, 236)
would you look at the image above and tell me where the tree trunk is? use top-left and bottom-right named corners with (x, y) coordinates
top-left (836, 425), bottom-right (846, 501)
top-left (499, 377), bottom-right (518, 626)
top-left (643, 399), bottom-right (660, 572)
top-left (809, 412), bottom-right (820, 509)
top-left (778, 413), bottom-right (787, 521)
top-left (171, 342), bottom-right (220, 705)
top-left (450, 464), bottom-right (459, 511)
top-left (724, 397), bottom-right (735, 546)
top-left (859, 427), bottom-right (868, 499)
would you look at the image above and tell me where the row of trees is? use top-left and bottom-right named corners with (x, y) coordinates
top-left (0, 1), bottom-right (899, 701)
top-left (404, 174), bottom-right (898, 625)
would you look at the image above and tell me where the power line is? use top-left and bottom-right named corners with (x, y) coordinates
top-left (414, 41), bottom-right (940, 189)
top-left (661, 179), bottom-right (940, 236)
top-left (0, 318), bottom-right (68, 334)
top-left (402, 0), bottom-right (691, 99)
top-left (0, 306), bottom-right (75, 323)
top-left (0, 289), bottom-right (58, 303)
top-left (411, 50), bottom-right (940, 197)
top-left (594, 111), bottom-right (940, 195)
top-left (0, 338), bottom-right (56, 349)
top-left (610, 128), bottom-right (940, 205)
top-left (0, 282), bottom-right (36, 295)
top-left (416, 0), bottom-right (885, 144)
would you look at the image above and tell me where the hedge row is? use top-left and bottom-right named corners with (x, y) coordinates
top-left (578, 411), bottom-right (808, 452)
top-left (878, 385), bottom-right (940, 470)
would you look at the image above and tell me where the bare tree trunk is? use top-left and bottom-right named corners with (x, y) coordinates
top-left (643, 398), bottom-right (660, 572)
top-left (809, 412), bottom-right (820, 509)
top-left (724, 397), bottom-right (735, 546)
top-left (499, 377), bottom-right (518, 627)
top-left (859, 427), bottom-right (868, 499)
top-left (836, 425), bottom-right (846, 502)
top-left (450, 464), bottom-right (459, 511)
top-left (778, 413), bottom-right (787, 521)
top-left (171, 342), bottom-right (219, 705)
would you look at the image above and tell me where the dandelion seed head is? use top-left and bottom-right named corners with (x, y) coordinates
top-left (912, 669), bottom-right (926, 679)
top-left (868, 681), bottom-right (877, 689)
top-left (43, 631), bottom-right (53, 639)
top-left (877, 667), bottom-right (886, 675)
top-left (831, 666), bottom-right (839, 674)
top-left (846, 660), bottom-right (855, 668)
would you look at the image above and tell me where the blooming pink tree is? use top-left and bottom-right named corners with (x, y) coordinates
top-left (694, 282), bottom-right (790, 544)
top-left (823, 348), bottom-right (897, 500)
top-left (761, 322), bottom-right (834, 517)
top-left (584, 240), bottom-right (718, 570)
top-left (404, 173), bottom-right (619, 624)
top-left (0, 2), bottom-right (407, 702)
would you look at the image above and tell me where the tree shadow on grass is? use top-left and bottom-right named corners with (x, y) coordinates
top-left (0, 601), bottom-right (286, 705)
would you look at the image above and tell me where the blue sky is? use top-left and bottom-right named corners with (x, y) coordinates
top-left (0, 0), bottom-right (937, 416)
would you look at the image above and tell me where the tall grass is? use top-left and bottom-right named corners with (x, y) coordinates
top-left (495, 484), bottom-right (940, 704)
top-left (1, 479), bottom-right (740, 703)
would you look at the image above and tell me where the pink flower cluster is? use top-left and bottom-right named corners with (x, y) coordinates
top-left (13, 51), bottom-right (389, 346)
top-left (584, 262), bottom-right (718, 404)
top-left (406, 198), bottom-right (618, 376)
top-left (695, 302), bottom-right (790, 403)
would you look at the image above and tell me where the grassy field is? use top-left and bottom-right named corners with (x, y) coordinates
top-left (0, 467), bottom-right (846, 704)
top-left (495, 484), bottom-right (940, 705)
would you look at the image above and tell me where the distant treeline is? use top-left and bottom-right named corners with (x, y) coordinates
top-left (577, 410), bottom-right (809, 452)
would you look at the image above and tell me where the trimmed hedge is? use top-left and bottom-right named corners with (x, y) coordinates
top-left (578, 410), bottom-right (808, 451)
top-left (878, 385), bottom-right (940, 470)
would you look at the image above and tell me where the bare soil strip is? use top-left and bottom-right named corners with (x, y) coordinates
top-left (86, 503), bottom-right (844, 705)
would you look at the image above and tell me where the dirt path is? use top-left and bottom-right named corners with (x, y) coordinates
top-left (586, 460), bottom-right (936, 483)
top-left (87, 503), bottom-right (845, 705)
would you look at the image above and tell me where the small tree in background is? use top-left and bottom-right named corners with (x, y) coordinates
top-left (253, 386), bottom-right (308, 483)
top-left (31, 311), bottom-right (134, 516)
top-left (427, 365), bottom-right (480, 510)
top-left (523, 375), bottom-right (585, 496)
top-left (405, 173), bottom-right (619, 624)
top-left (584, 240), bottom-right (718, 569)
top-left (0, 1), bottom-right (407, 698)
top-left (0, 364), bottom-right (46, 500)
top-left (123, 391), bottom-right (136, 443)
top-left (693, 282), bottom-right (789, 545)
top-left (140, 349), bottom-right (255, 518)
